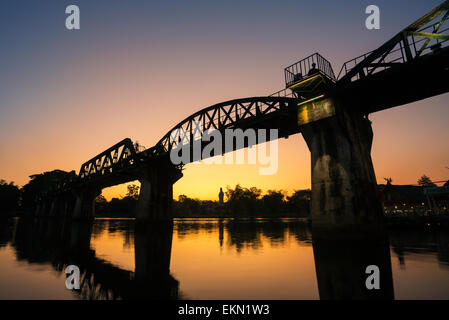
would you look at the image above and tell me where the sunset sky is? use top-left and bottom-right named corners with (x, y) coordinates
top-left (0, 0), bottom-right (448, 201)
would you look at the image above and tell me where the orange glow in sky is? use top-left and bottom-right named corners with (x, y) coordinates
top-left (1, 1), bottom-right (448, 201)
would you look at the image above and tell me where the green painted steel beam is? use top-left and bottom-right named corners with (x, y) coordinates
top-left (408, 31), bottom-right (449, 40)
top-left (339, 1), bottom-right (449, 82)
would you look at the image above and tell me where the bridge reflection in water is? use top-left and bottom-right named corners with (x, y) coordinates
top-left (35, 1), bottom-right (449, 237)
top-left (11, 218), bottom-right (178, 300)
top-left (312, 233), bottom-right (394, 299)
top-left (5, 217), bottom-right (445, 300)
top-left (2, 218), bottom-right (449, 299)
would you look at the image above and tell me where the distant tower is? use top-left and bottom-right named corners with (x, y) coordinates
top-left (218, 187), bottom-right (224, 205)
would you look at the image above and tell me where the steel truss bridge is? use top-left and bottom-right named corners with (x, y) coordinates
top-left (41, 1), bottom-right (449, 218)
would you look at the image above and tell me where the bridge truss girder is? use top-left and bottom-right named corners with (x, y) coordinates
top-left (338, 0), bottom-right (449, 83)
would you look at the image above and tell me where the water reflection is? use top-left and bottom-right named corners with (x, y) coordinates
top-left (8, 218), bottom-right (178, 299)
top-left (312, 232), bottom-right (394, 299)
top-left (175, 218), bottom-right (312, 252)
top-left (389, 228), bottom-right (449, 268)
top-left (134, 223), bottom-right (178, 299)
top-left (0, 218), bottom-right (448, 299)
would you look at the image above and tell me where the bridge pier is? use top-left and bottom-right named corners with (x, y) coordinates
top-left (48, 196), bottom-right (69, 217)
top-left (301, 104), bottom-right (386, 238)
top-left (72, 188), bottom-right (101, 219)
top-left (35, 194), bottom-right (74, 218)
top-left (136, 161), bottom-right (183, 222)
top-left (34, 199), bottom-right (47, 217)
top-left (35, 197), bottom-right (59, 217)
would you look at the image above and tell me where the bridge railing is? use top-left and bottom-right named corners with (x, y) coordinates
top-left (337, 44), bottom-right (408, 81)
top-left (338, 6), bottom-right (449, 82)
top-left (269, 88), bottom-right (299, 98)
top-left (284, 53), bottom-right (337, 88)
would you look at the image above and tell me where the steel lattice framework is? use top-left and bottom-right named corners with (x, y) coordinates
top-left (45, 1), bottom-right (449, 193)
top-left (75, 97), bottom-right (299, 182)
top-left (145, 96), bottom-right (299, 157)
top-left (78, 138), bottom-right (137, 180)
top-left (338, 0), bottom-right (449, 82)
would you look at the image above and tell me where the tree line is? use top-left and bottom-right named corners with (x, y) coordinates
top-left (94, 183), bottom-right (311, 218)
top-left (1, 170), bottom-right (446, 217)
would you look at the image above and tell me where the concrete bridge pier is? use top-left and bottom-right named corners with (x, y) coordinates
top-left (48, 198), bottom-right (57, 217)
top-left (136, 160), bottom-right (183, 222)
top-left (301, 103), bottom-right (387, 238)
top-left (34, 200), bottom-right (46, 217)
top-left (72, 188), bottom-right (101, 219)
top-left (35, 194), bottom-right (72, 217)
top-left (35, 197), bottom-right (56, 217)
top-left (48, 196), bottom-right (69, 217)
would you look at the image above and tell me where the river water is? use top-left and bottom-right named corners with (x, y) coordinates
top-left (0, 217), bottom-right (448, 299)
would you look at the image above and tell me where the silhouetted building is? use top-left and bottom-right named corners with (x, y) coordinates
top-left (379, 183), bottom-right (449, 215)
top-left (379, 184), bottom-right (426, 206)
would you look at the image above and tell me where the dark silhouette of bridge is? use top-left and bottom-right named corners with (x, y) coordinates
top-left (36, 2), bottom-right (449, 235)
top-left (12, 218), bottom-right (178, 299)
top-left (3, 218), bottom-right (399, 299)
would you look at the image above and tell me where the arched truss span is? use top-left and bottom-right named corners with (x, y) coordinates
top-left (145, 96), bottom-right (299, 157)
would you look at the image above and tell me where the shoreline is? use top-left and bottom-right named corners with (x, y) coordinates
top-left (3, 213), bottom-right (449, 228)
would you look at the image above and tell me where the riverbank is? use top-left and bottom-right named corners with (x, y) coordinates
top-left (3, 211), bottom-right (449, 228)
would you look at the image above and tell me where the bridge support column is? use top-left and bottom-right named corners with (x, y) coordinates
top-left (36, 195), bottom-right (72, 218)
top-left (35, 198), bottom-right (51, 217)
top-left (301, 105), bottom-right (386, 238)
top-left (34, 201), bottom-right (43, 217)
top-left (49, 197), bottom-right (67, 217)
top-left (72, 189), bottom-right (100, 219)
top-left (48, 199), bottom-right (56, 216)
top-left (136, 161), bottom-right (182, 222)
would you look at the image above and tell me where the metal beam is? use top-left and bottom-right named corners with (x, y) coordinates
top-left (339, 1), bottom-right (449, 82)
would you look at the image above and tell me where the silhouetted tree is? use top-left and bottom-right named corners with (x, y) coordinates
top-left (175, 194), bottom-right (200, 215)
top-left (95, 195), bottom-right (107, 203)
top-left (0, 180), bottom-right (20, 213)
top-left (261, 190), bottom-right (286, 215)
top-left (126, 184), bottom-right (140, 200)
top-left (94, 195), bottom-right (107, 213)
top-left (225, 184), bottom-right (262, 216)
top-left (286, 189), bottom-right (311, 217)
top-left (418, 175), bottom-right (436, 187)
top-left (21, 170), bottom-right (76, 210)
top-left (90, 185), bottom-right (313, 218)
